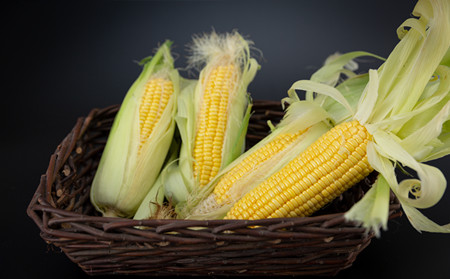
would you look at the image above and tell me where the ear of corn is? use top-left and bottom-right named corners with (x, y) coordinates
top-left (224, 120), bottom-right (373, 220)
top-left (164, 31), bottom-right (259, 208)
top-left (235, 0), bottom-right (449, 234)
top-left (192, 63), bottom-right (239, 187)
top-left (90, 41), bottom-right (180, 218)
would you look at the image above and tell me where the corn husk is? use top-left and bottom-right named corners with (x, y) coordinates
top-left (90, 41), bottom-right (180, 218)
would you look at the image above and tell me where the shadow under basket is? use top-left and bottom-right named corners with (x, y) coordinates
top-left (27, 100), bottom-right (402, 277)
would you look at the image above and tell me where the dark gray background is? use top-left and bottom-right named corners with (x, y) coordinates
top-left (3, 0), bottom-right (450, 278)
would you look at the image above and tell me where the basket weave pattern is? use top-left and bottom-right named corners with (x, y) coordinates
top-left (27, 100), bottom-right (401, 276)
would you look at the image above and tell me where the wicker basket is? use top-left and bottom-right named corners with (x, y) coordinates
top-left (27, 100), bottom-right (401, 276)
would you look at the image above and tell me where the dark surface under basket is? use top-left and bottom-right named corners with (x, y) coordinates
top-left (27, 100), bottom-right (401, 277)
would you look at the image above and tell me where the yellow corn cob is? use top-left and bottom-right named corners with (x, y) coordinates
top-left (213, 129), bottom-right (306, 205)
top-left (225, 120), bottom-right (373, 220)
top-left (139, 77), bottom-right (174, 152)
top-left (193, 64), bottom-right (238, 187)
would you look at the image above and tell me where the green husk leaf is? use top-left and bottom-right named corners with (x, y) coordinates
top-left (132, 173), bottom-right (165, 220)
top-left (288, 80), bottom-right (354, 117)
top-left (162, 79), bottom-right (197, 206)
top-left (324, 74), bottom-right (370, 124)
top-left (134, 130), bottom-right (182, 220)
top-left (441, 47), bottom-right (450, 67)
top-left (309, 51), bottom-right (384, 103)
top-left (344, 175), bottom-right (391, 237)
top-left (401, 203), bottom-right (450, 233)
top-left (227, 97), bottom-right (253, 166)
top-left (401, 101), bottom-right (450, 161)
top-left (353, 69), bottom-right (379, 125)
